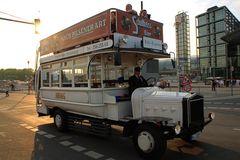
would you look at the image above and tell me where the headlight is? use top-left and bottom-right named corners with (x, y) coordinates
top-left (208, 112), bottom-right (215, 120)
top-left (174, 125), bottom-right (181, 135)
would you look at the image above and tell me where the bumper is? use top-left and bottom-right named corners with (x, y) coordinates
top-left (179, 116), bottom-right (214, 138)
top-left (165, 115), bottom-right (214, 140)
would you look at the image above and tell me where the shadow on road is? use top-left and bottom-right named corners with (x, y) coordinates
top-left (164, 139), bottom-right (240, 160)
top-left (30, 123), bottom-right (240, 160)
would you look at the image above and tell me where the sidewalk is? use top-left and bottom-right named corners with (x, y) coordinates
top-left (165, 82), bottom-right (240, 99)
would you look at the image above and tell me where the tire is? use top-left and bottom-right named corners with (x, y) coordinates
top-left (133, 124), bottom-right (167, 160)
top-left (54, 109), bottom-right (67, 132)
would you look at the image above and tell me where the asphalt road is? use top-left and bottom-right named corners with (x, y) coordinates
top-left (0, 93), bottom-right (240, 160)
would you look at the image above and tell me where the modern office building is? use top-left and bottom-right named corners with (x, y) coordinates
top-left (196, 6), bottom-right (240, 80)
top-left (221, 28), bottom-right (240, 79)
top-left (175, 11), bottom-right (191, 75)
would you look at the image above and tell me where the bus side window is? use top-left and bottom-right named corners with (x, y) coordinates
top-left (90, 55), bottom-right (102, 88)
top-left (61, 69), bottom-right (72, 87)
top-left (42, 71), bottom-right (50, 87)
top-left (51, 70), bottom-right (60, 87)
top-left (74, 67), bottom-right (88, 87)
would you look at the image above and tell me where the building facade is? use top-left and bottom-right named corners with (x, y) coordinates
top-left (175, 12), bottom-right (191, 74)
top-left (196, 6), bottom-right (240, 80)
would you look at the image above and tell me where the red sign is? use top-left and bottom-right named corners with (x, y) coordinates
top-left (40, 11), bottom-right (111, 56)
top-left (116, 10), bottom-right (163, 41)
top-left (180, 75), bottom-right (192, 92)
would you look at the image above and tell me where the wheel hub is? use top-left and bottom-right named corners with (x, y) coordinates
top-left (55, 114), bottom-right (62, 128)
top-left (137, 131), bottom-right (155, 153)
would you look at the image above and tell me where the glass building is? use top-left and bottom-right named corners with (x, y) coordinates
top-left (196, 6), bottom-right (240, 80)
top-left (175, 12), bottom-right (191, 74)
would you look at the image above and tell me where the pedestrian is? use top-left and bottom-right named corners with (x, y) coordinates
top-left (211, 79), bottom-right (216, 91)
top-left (5, 90), bottom-right (9, 97)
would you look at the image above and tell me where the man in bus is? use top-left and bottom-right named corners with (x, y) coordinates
top-left (129, 66), bottom-right (148, 96)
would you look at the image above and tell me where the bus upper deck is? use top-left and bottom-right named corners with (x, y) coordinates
top-left (38, 8), bottom-right (170, 90)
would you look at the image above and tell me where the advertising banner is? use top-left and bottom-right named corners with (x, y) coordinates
top-left (116, 10), bottom-right (163, 41)
top-left (40, 11), bottom-right (111, 56)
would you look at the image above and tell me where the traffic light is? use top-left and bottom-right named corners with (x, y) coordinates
top-left (34, 18), bottom-right (40, 34)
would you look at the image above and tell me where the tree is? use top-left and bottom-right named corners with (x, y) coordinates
top-left (0, 68), bottom-right (34, 81)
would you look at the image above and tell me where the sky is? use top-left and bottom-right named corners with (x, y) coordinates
top-left (0, 0), bottom-right (239, 69)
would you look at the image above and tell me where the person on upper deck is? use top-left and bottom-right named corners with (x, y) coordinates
top-left (125, 4), bottom-right (137, 15)
top-left (139, 9), bottom-right (149, 19)
top-left (128, 67), bottom-right (148, 96)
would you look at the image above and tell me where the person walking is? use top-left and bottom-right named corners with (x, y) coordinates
top-left (211, 79), bottom-right (217, 91)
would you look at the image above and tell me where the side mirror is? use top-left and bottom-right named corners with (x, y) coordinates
top-left (114, 49), bottom-right (121, 66)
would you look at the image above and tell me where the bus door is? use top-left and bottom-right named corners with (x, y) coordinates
top-left (35, 67), bottom-right (41, 105)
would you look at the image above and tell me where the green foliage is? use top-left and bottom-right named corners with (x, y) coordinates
top-left (0, 68), bottom-right (34, 81)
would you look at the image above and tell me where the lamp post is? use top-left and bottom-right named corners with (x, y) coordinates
top-left (0, 16), bottom-right (41, 70)
top-left (27, 60), bottom-right (30, 68)
top-left (230, 58), bottom-right (233, 96)
top-left (169, 51), bottom-right (181, 92)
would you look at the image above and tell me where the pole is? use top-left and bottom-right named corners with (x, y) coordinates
top-left (230, 58), bottom-right (233, 96)
top-left (0, 17), bottom-right (34, 25)
top-left (169, 52), bottom-right (181, 92)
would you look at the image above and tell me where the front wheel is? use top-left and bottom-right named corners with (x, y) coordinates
top-left (133, 124), bottom-right (167, 160)
top-left (54, 109), bottom-right (68, 132)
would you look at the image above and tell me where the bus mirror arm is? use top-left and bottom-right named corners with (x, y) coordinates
top-left (171, 59), bottom-right (176, 68)
top-left (114, 47), bottom-right (122, 66)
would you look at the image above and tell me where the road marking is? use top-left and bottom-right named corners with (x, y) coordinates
top-left (221, 107), bottom-right (231, 110)
top-left (60, 140), bottom-right (73, 146)
top-left (84, 151), bottom-right (104, 159)
top-left (0, 132), bottom-right (6, 137)
top-left (213, 102), bottom-right (222, 105)
top-left (70, 145), bottom-right (86, 152)
top-left (233, 108), bottom-right (240, 110)
top-left (11, 122), bottom-right (118, 160)
top-left (224, 103), bottom-right (233, 105)
top-left (19, 123), bottom-right (28, 126)
top-left (204, 107), bottom-right (218, 109)
top-left (0, 108), bottom-right (9, 111)
top-left (233, 128), bottom-right (240, 131)
top-left (37, 131), bottom-right (47, 135)
top-left (206, 107), bottom-right (240, 110)
top-left (31, 128), bottom-right (39, 132)
top-left (44, 134), bottom-right (56, 139)
top-left (25, 126), bottom-right (34, 129)
top-left (204, 102), bottom-right (212, 104)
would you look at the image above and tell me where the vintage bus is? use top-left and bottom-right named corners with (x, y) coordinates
top-left (35, 8), bottom-right (214, 160)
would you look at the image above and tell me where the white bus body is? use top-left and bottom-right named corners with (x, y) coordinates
top-left (35, 8), bottom-right (213, 160)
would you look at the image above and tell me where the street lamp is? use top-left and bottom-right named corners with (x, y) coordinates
top-left (27, 60), bottom-right (30, 68)
top-left (34, 18), bottom-right (41, 34)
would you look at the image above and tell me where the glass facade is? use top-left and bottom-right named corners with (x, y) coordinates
top-left (196, 6), bottom-right (240, 79)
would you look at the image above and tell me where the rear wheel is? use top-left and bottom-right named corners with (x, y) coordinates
top-left (133, 124), bottom-right (166, 160)
top-left (54, 109), bottom-right (67, 132)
